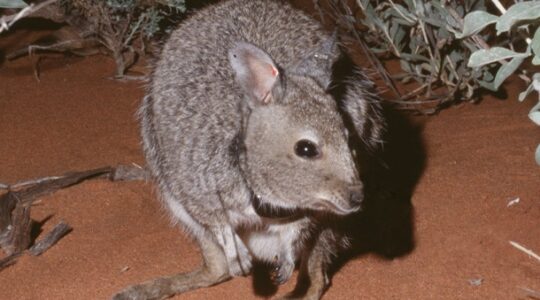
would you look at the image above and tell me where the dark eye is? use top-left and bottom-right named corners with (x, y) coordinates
top-left (294, 139), bottom-right (320, 159)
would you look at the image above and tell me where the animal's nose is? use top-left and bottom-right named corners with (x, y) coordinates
top-left (349, 184), bottom-right (364, 208)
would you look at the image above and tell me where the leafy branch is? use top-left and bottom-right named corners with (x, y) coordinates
top-left (317, 0), bottom-right (539, 163)
top-left (1, 0), bottom-right (187, 78)
top-left (456, 1), bottom-right (540, 164)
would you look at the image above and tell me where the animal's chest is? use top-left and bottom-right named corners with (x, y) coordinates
top-left (240, 219), bottom-right (309, 262)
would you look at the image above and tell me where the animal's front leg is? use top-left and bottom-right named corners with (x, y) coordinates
top-left (212, 225), bottom-right (252, 276)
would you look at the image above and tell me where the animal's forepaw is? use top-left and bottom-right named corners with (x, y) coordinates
top-left (269, 255), bottom-right (294, 285)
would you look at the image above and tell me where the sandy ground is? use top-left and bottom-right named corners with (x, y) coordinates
top-left (1, 30), bottom-right (539, 300)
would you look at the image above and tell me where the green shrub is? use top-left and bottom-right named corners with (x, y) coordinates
top-left (319, 0), bottom-right (540, 164)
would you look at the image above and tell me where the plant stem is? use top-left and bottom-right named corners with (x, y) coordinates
top-left (490, 0), bottom-right (506, 14)
top-left (490, 0), bottom-right (532, 44)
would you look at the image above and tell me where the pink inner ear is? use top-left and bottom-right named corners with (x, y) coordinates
top-left (271, 65), bottom-right (278, 77)
top-left (229, 42), bottom-right (280, 104)
top-left (248, 60), bottom-right (279, 103)
top-left (250, 60), bottom-right (278, 79)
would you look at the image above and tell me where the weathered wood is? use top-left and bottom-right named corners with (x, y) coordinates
top-left (0, 252), bottom-right (23, 271)
top-left (7, 202), bottom-right (32, 255)
top-left (0, 164), bottom-right (147, 272)
top-left (110, 164), bottom-right (148, 182)
top-left (29, 221), bottom-right (72, 256)
top-left (0, 192), bottom-right (16, 237)
top-left (0, 194), bottom-right (31, 255)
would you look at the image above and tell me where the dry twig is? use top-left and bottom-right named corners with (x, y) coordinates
top-left (509, 241), bottom-right (540, 263)
top-left (29, 221), bottom-right (72, 256)
top-left (0, 164), bottom-right (148, 272)
top-left (0, 0), bottom-right (58, 34)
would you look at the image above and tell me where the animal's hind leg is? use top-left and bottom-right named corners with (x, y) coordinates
top-left (112, 232), bottom-right (231, 300)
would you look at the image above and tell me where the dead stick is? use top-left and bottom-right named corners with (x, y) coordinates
top-left (0, 164), bottom-right (147, 272)
top-left (0, 222), bottom-right (71, 271)
top-left (0, 164), bottom-right (147, 193)
top-left (3, 167), bottom-right (113, 206)
top-left (0, 252), bottom-right (23, 271)
top-left (509, 241), bottom-right (540, 263)
top-left (29, 221), bottom-right (72, 256)
top-left (110, 164), bottom-right (148, 181)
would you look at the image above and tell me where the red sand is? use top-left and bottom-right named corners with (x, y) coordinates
top-left (1, 44), bottom-right (539, 300)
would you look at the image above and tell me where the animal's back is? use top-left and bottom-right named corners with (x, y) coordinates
top-left (142, 0), bottom-right (334, 209)
top-left (115, 2), bottom-right (386, 299)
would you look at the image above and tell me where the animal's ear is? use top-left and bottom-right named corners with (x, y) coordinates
top-left (229, 42), bottom-right (280, 105)
top-left (342, 74), bottom-right (385, 151)
top-left (292, 31), bottom-right (339, 90)
top-left (345, 100), bottom-right (385, 151)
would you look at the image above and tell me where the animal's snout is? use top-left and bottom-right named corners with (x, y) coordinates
top-left (312, 182), bottom-right (364, 215)
top-left (348, 184), bottom-right (364, 210)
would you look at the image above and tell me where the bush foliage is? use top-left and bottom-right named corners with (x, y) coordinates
top-left (318, 0), bottom-right (540, 164)
top-left (2, 0), bottom-right (539, 163)
top-left (1, 0), bottom-right (186, 77)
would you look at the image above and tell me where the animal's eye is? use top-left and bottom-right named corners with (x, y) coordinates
top-left (294, 139), bottom-right (320, 159)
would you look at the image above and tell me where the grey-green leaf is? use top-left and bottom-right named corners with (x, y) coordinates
top-left (0, 0), bottom-right (27, 8)
top-left (468, 47), bottom-right (530, 68)
top-left (529, 101), bottom-right (540, 126)
top-left (532, 27), bottom-right (540, 62)
top-left (477, 79), bottom-right (496, 91)
top-left (533, 73), bottom-right (540, 92)
top-left (456, 11), bottom-right (498, 39)
top-left (401, 53), bottom-right (431, 62)
top-left (481, 69), bottom-right (495, 82)
top-left (519, 81), bottom-right (535, 102)
top-left (496, 2), bottom-right (540, 35)
top-left (535, 144), bottom-right (540, 166)
top-left (391, 3), bottom-right (417, 25)
top-left (493, 56), bottom-right (525, 90)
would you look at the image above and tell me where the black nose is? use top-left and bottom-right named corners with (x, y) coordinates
top-left (349, 185), bottom-right (364, 208)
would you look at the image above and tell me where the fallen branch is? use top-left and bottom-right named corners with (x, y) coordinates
top-left (0, 164), bottom-right (148, 272)
top-left (29, 221), bottom-right (71, 256)
top-left (110, 164), bottom-right (148, 181)
top-left (0, 164), bottom-right (148, 192)
top-left (0, 252), bottom-right (23, 271)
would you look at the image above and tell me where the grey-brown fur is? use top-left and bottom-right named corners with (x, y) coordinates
top-left (113, 0), bottom-right (384, 299)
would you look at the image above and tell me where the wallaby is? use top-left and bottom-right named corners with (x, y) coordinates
top-left (113, 0), bottom-right (384, 299)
